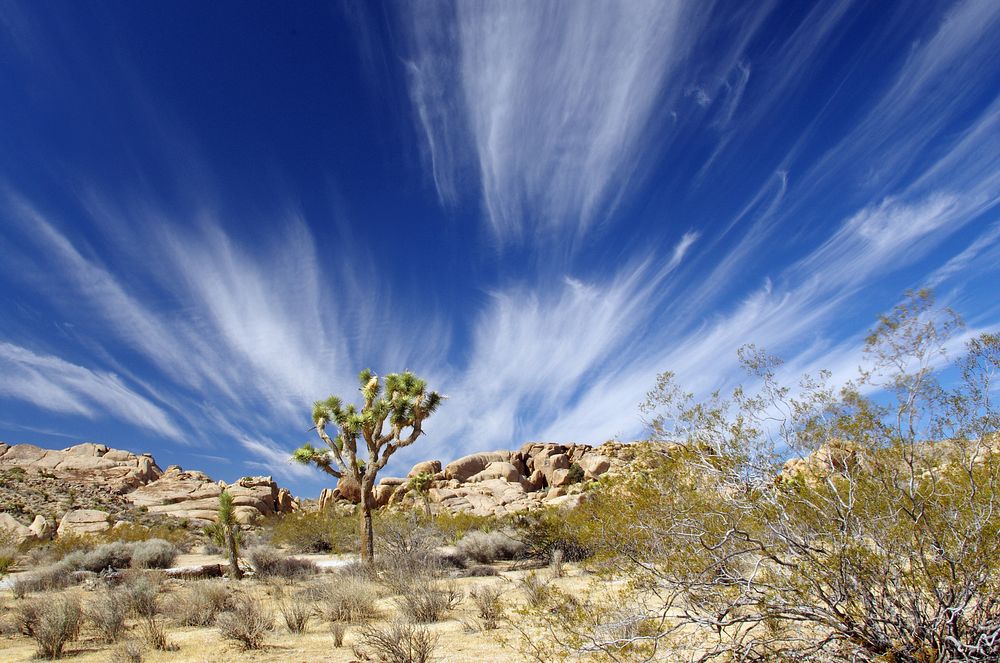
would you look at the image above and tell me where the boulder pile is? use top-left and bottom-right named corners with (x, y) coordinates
top-left (0, 442), bottom-right (297, 540)
top-left (319, 441), bottom-right (636, 517)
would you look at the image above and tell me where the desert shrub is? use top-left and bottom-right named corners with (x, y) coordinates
top-left (330, 621), bottom-right (346, 647)
top-left (279, 598), bottom-right (312, 633)
top-left (267, 510), bottom-right (356, 553)
top-left (79, 541), bottom-right (133, 572)
top-left (469, 584), bottom-right (504, 630)
top-left (312, 576), bottom-right (381, 623)
top-left (510, 508), bottom-right (592, 562)
top-left (87, 588), bottom-right (130, 643)
top-left (428, 510), bottom-right (501, 543)
top-left (170, 580), bottom-right (234, 626)
top-left (0, 546), bottom-right (16, 575)
top-left (246, 545), bottom-right (319, 579)
top-left (130, 539), bottom-right (178, 569)
top-left (18, 595), bottom-right (83, 659)
top-left (102, 522), bottom-right (188, 547)
top-left (123, 574), bottom-right (161, 620)
top-left (216, 596), bottom-right (274, 650)
top-left (12, 560), bottom-right (80, 596)
top-left (549, 548), bottom-right (564, 578)
top-left (375, 512), bottom-right (446, 583)
top-left (454, 530), bottom-right (524, 564)
top-left (47, 533), bottom-right (95, 559)
top-left (354, 621), bottom-right (438, 663)
top-left (519, 572), bottom-right (550, 608)
top-left (462, 564), bottom-right (499, 577)
top-left (566, 462), bottom-right (585, 484)
top-left (108, 640), bottom-right (143, 663)
top-left (394, 577), bottom-right (461, 623)
top-left (533, 293), bottom-right (1000, 662)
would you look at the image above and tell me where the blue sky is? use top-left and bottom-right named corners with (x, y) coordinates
top-left (1, 1), bottom-right (998, 496)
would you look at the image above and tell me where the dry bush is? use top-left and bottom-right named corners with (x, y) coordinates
top-left (312, 576), bottom-right (381, 623)
top-left (138, 617), bottom-right (176, 651)
top-left (454, 530), bottom-right (524, 564)
top-left (246, 545), bottom-right (318, 579)
top-left (376, 513), bottom-right (448, 585)
top-left (354, 620), bottom-right (438, 663)
top-left (519, 573), bottom-right (550, 608)
top-left (17, 595), bottom-right (83, 659)
top-left (279, 598), bottom-right (311, 633)
top-left (108, 640), bottom-right (143, 663)
top-left (216, 596), bottom-right (274, 650)
top-left (0, 545), bottom-right (16, 575)
top-left (462, 564), bottom-right (499, 577)
top-left (123, 574), bottom-right (161, 620)
top-left (12, 560), bottom-right (79, 596)
top-left (394, 577), bottom-right (461, 623)
top-left (469, 584), bottom-right (504, 630)
top-left (549, 548), bottom-right (564, 578)
top-left (330, 621), bottom-right (346, 647)
top-left (87, 588), bottom-right (130, 643)
top-left (129, 539), bottom-right (178, 569)
top-left (170, 580), bottom-right (234, 626)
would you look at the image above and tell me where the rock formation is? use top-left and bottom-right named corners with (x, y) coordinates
top-left (318, 440), bottom-right (637, 518)
top-left (0, 442), bottom-right (296, 540)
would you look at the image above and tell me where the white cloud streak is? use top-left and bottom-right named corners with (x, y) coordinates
top-left (403, 1), bottom-right (710, 241)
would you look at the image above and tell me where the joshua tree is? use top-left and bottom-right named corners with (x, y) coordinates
top-left (293, 369), bottom-right (442, 565)
top-left (408, 471), bottom-right (434, 518)
top-left (218, 489), bottom-right (242, 580)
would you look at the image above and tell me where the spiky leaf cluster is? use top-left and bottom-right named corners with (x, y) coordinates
top-left (294, 370), bottom-right (442, 484)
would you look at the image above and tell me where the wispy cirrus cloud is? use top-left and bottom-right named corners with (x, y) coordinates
top-left (0, 342), bottom-right (183, 440)
top-left (402, 1), bottom-right (722, 241)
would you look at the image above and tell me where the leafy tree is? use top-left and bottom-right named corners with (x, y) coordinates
top-left (217, 489), bottom-right (242, 580)
top-left (293, 369), bottom-right (442, 565)
top-left (522, 291), bottom-right (1000, 661)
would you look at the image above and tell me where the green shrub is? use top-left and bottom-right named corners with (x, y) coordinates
top-left (267, 510), bottom-right (356, 553)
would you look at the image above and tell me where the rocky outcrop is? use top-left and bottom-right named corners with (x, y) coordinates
top-left (0, 442), bottom-right (161, 493)
top-left (0, 441), bottom-right (296, 533)
top-left (318, 441), bottom-right (634, 518)
top-left (128, 467), bottom-right (293, 525)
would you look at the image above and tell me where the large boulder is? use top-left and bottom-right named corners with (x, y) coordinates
top-left (467, 461), bottom-right (523, 484)
top-left (336, 476), bottom-right (362, 504)
top-left (445, 452), bottom-right (515, 482)
top-left (577, 454), bottom-right (611, 479)
top-left (0, 513), bottom-right (33, 545)
top-left (407, 460), bottom-right (441, 478)
top-left (58, 509), bottom-right (111, 536)
top-left (29, 515), bottom-right (53, 541)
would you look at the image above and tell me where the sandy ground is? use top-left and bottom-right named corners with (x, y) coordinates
top-left (0, 556), bottom-right (595, 663)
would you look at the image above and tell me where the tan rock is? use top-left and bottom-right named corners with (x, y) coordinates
top-left (58, 509), bottom-right (111, 536)
top-left (467, 461), bottom-right (523, 483)
top-left (407, 460), bottom-right (441, 478)
top-left (276, 488), bottom-right (294, 513)
top-left (444, 452), bottom-right (514, 482)
top-left (577, 454), bottom-right (611, 479)
top-left (29, 515), bottom-right (53, 541)
top-left (336, 476), bottom-right (362, 504)
top-left (544, 493), bottom-right (586, 510)
top-left (0, 513), bottom-right (32, 545)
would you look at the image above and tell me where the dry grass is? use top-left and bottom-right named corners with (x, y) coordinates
top-left (216, 595), bottom-right (274, 650)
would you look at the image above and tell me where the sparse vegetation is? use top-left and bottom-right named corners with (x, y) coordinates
top-left (216, 596), bottom-right (274, 650)
top-left (87, 588), bottom-right (130, 643)
top-left (266, 509), bottom-right (357, 553)
top-left (454, 529), bottom-right (524, 564)
top-left (354, 620), bottom-right (438, 663)
top-left (314, 576), bottom-right (381, 623)
top-left (394, 577), bottom-right (462, 623)
top-left (246, 544), bottom-right (319, 579)
top-left (469, 584), bottom-right (504, 630)
top-left (170, 580), bottom-right (234, 626)
top-left (17, 595), bottom-right (83, 659)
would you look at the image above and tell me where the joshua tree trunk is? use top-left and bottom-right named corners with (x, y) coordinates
top-left (360, 478), bottom-right (375, 565)
top-left (225, 526), bottom-right (242, 580)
